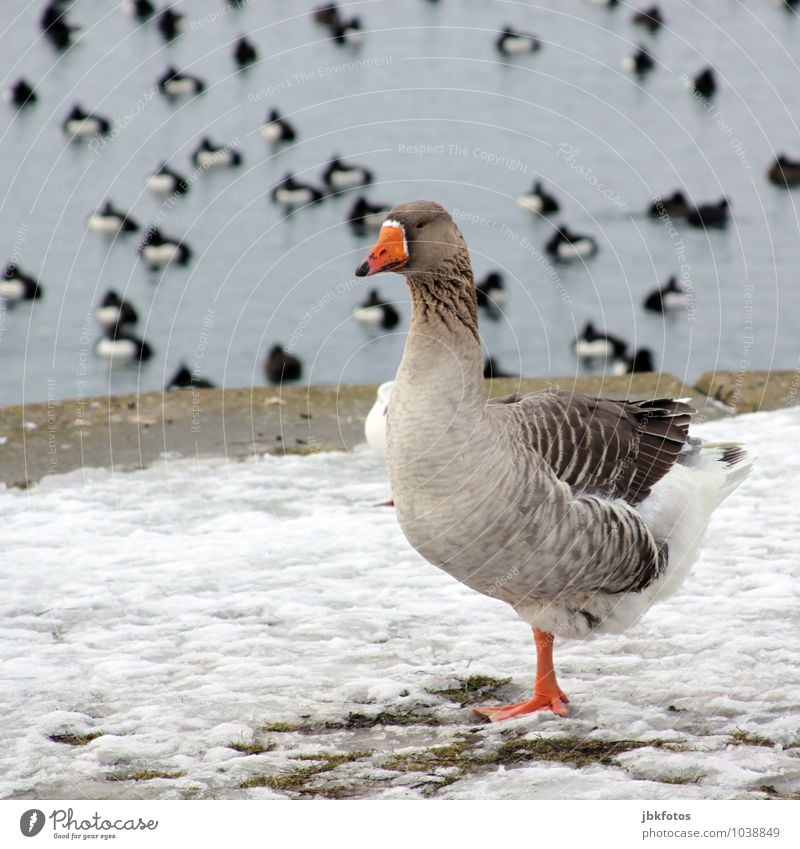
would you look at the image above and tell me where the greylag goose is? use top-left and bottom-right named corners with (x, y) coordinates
top-left (354, 201), bottom-right (752, 720)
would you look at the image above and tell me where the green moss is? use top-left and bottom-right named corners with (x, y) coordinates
top-left (228, 740), bottom-right (276, 755)
top-left (731, 729), bottom-right (774, 748)
top-left (48, 732), bottom-right (103, 746)
top-left (429, 675), bottom-right (513, 706)
top-left (493, 736), bottom-right (663, 769)
top-left (384, 742), bottom-right (478, 774)
top-left (240, 750), bottom-right (373, 793)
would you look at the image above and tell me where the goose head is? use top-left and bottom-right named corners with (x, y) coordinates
top-left (355, 200), bottom-right (466, 277)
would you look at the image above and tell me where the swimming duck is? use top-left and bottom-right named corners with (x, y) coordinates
top-left (95, 326), bottom-right (152, 362)
top-left (647, 190), bottom-right (692, 218)
top-left (496, 26), bottom-right (541, 55)
top-left (475, 271), bottom-right (506, 319)
top-left (347, 196), bottom-right (390, 232)
top-left (166, 363), bottom-right (215, 390)
top-left (331, 17), bottom-right (364, 46)
top-left (191, 137), bottom-right (243, 169)
top-left (354, 200), bottom-right (752, 719)
top-left (265, 345), bottom-right (302, 384)
top-left (353, 289), bottom-right (400, 330)
top-left (145, 162), bottom-right (190, 195)
top-left (157, 7), bottom-right (183, 40)
top-left (573, 321), bottom-right (627, 360)
top-left (483, 355), bottom-right (516, 379)
top-left (271, 174), bottom-right (324, 207)
top-left (631, 5), bottom-right (663, 32)
top-left (260, 109), bottom-right (297, 143)
top-left (41, 4), bottom-right (82, 49)
top-left (87, 201), bottom-right (140, 235)
top-left (690, 67), bottom-right (716, 99)
top-left (312, 4), bottom-right (340, 26)
top-left (322, 156), bottom-right (373, 191)
top-left (62, 105), bottom-right (110, 139)
top-left (687, 198), bottom-right (729, 229)
top-left (611, 347), bottom-right (655, 375)
top-left (624, 45), bottom-right (654, 75)
top-left (545, 225), bottom-right (598, 261)
top-left (234, 36), bottom-right (258, 67)
top-left (364, 380), bottom-right (394, 458)
top-left (123, 0), bottom-right (155, 19)
top-left (94, 290), bottom-right (138, 328)
top-left (0, 264), bottom-right (41, 302)
top-left (767, 154), bottom-right (800, 187)
top-left (517, 180), bottom-right (559, 214)
top-left (158, 66), bottom-right (205, 96)
top-left (643, 275), bottom-right (691, 313)
top-left (5, 79), bottom-right (37, 108)
top-left (138, 227), bottom-right (192, 269)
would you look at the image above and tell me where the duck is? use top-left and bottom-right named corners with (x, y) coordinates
top-left (138, 227), bottom-right (192, 270)
top-left (353, 289), bottom-right (400, 330)
top-left (643, 275), bottom-right (691, 313)
top-left (331, 17), bottom-right (364, 46)
top-left (94, 290), bottom-right (138, 329)
top-left (647, 190), bottom-right (692, 218)
top-left (767, 154), bottom-right (800, 187)
top-left (123, 0), bottom-right (155, 19)
top-left (145, 162), bottom-right (190, 195)
top-left (166, 363), bottom-right (215, 390)
top-left (260, 109), bottom-right (297, 143)
top-left (95, 326), bottom-right (153, 362)
top-left (353, 200), bottom-right (752, 720)
top-left (347, 196), bottom-right (389, 232)
top-left (475, 271), bottom-right (506, 318)
top-left (312, 4), bottom-right (340, 26)
top-left (545, 225), bottom-right (598, 261)
top-left (364, 380), bottom-right (394, 458)
top-left (265, 345), bottom-right (302, 384)
top-left (589, 0), bottom-right (619, 6)
top-left (5, 79), bottom-right (37, 108)
top-left (0, 264), bottom-right (41, 302)
top-left (483, 356), bottom-right (516, 379)
top-left (157, 7), bottom-right (183, 40)
top-left (322, 156), bottom-right (373, 191)
top-left (271, 174), bottom-right (324, 207)
top-left (62, 105), bottom-right (110, 139)
top-left (624, 45), bottom-right (654, 75)
top-left (611, 347), bottom-right (656, 375)
top-left (631, 5), bottom-right (664, 32)
top-left (517, 180), bottom-right (559, 214)
top-left (191, 137), bottom-right (243, 169)
top-left (496, 26), bottom-right (541, 55)
top-left (690, 67), bottom-right (716, 99)
top-left (158, 66), bottom-right (205, 96)
top-left (41, 4), bottom-right (82, 49)
top-left (573, 321), bottom-right (627, 360)
top-left (233, 35), bottom-right (258, 67)
top-left (687, 198), bottom-right (729, 229)
top-left (87, 201), bottom-right (140, 235)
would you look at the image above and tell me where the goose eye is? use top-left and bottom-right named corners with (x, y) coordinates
top-left (415, 220), bottom-right (426, 229)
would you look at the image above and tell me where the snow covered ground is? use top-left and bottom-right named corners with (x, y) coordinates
top-left (1, 408), bottom-right (798, 800)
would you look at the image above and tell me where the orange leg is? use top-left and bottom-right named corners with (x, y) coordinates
top-left (474, 628), bottom-right (569, 721)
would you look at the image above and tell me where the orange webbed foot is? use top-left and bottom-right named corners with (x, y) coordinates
top-left (473, 691), bottom-right (569, 722)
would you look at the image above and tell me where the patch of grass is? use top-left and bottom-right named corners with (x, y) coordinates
top-left (109, 770), bottom-right (185, 782)
top-left (384, 742), bottom-right (477, 774)
top-left (731, 729), bottom-right (774, 748)
top-left (429, 675), bottom-right (513, 706)
top-left (493, 736), bottom-right (665, 769)
top-left (228, 740), bottom-right (276, 755)
top-left (262, 722), bottom-right (302, 733)
top-left (48, 732), bottom-right (103, 746)
top-left (240, 750), bottom-right (373, 793)
top-left (653, 775), bottom-right (701, 785)
top-left (330, 708), bottom-right (442, 729)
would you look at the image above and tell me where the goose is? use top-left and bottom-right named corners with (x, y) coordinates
top-left (690, 67), bottom-right (716, 99)
top-left (623, 45), bottom-right (654, 75)
top-left (145, 162), bottom-right (190, 195)
top-left (353, 200), bottom-right (752, 719)
top-left (545, 225), bottom-right (598, 261)
top-left (312, 4), bottom-right (340, 26)
top-left (265, 345), bottom-right (302, 384)
top-left (483, 356), bottom-right (516, 379)
top-left (94, 290), bottom-right (138, 329)
top-left (687, 198), bottom-right (729, 229)
top-left (95, 326), bottom-right (152, 362)
top-left (496, 26), bottom-right (541, 55)
top-left (234, 36), bottom-right (258, 67)
top-left (347, 196), bottom-right (390, 231)
top-left (62, 105), bottom-right (110, 139)
top-left (331, 17), bottom-right (364, 46)
top-left (157, 7), bottom-right (183, 40)
top-left (123, 0), bottom-right (155, 19)
top-left (364, 380), bottom-right (394, 457)
top-left (260, 109), bottom-right (297, 143)
top-left (767, 154), bottom-right (800, 187)
top-left (353, 289), bottom-right (400, 330)
top-left (631, 5), bottom-right (663, 32)
top-left (573, 321), bottom-right (627, 360)
top-left (647, 190), bottom-right (692, 218)
top-left (517, 180), bottom-right (559, 214)
top-left (643, 275), bottom-right (690, 313)
top-left (138, 227), bottom-right (192, 269)
top-left (158, 66), bottom-right (205, 96)
top-left (191, 137), bottom-right (243, 169)
top-left (322, 156), bottom-right (373, 191)
top-left (87, 201), bottom-right (140, 235)
top-left (611, 347), bottom-right (656, 375)
top-left (475, 271), bottom-right (506, 318)
top-left (166, 363), bottom-right (215, 390)
top-left (0, 264), bottom-right (41, 302)
top-left (271, 174), bottom-right (324, 208)
top-left (5, 79), bottom-right (37, 108)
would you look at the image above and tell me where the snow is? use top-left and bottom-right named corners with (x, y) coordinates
top-left (1, 408), bottom-right (799, 800)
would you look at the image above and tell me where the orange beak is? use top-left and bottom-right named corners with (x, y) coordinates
top-left (355, 222), bottom-right (408, 277)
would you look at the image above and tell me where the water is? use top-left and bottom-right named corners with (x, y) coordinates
top-left (1, 0), bottom-right (799, 405)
